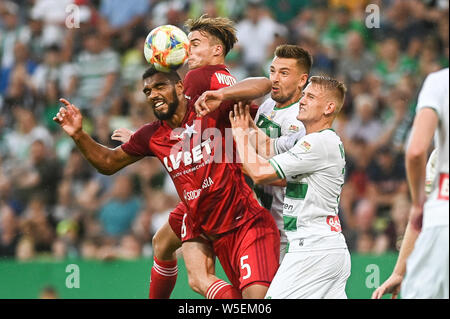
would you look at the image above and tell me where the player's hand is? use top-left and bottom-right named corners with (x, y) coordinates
top-left (111, 128), bottom-right (134, 144)
top-left (195, 90), bottom-right (225, 116)
top-left (409, 204), bottom-right (424, 232)
top-left (371, 272), bottom-right (403, 299)
top-left (53, 98), bottom-right (83, 138)
top-left (229, 102), bottom-right (251, 133)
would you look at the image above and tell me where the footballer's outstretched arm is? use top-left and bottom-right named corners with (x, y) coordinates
top-left (230, 103), bottom-right (281, 185)
top-left (195, 77), bottom-right (271, 116)
top-left (54, 98), bottom-right (141, 175)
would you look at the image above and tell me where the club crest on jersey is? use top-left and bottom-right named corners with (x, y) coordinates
top-left (173, 123), bottom-right (198, 140)
top-left (289, 125), bottom-right (299, 132)
top-left (269, 111), bottom-right (276, 120)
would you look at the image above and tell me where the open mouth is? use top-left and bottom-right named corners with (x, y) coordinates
top-left (153, 100), bottom-right (166, 111)
top-left (272, 87), bottom-right (280, 93)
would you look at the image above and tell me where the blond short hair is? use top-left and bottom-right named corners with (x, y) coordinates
top-left (309, 75), bottom-right (347, 114)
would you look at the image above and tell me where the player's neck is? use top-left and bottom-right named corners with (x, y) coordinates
top-left (275, 92), bottom-right (302, 109)
top-left (206, 57), bottom-right (225, 67)
top-left (305, 119), bottom-right (333, 135)
top-left (166, 100), bottom-right (188, 129)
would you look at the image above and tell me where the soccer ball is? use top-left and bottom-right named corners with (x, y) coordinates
top-left (144, 25), bottom-right (189, 72)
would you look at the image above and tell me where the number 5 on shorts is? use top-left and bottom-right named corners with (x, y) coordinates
top-left (240, 255), bottom-right (251, 280)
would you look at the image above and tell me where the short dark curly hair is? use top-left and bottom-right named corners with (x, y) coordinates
top-left (142, 65), bottom-right (181, 83)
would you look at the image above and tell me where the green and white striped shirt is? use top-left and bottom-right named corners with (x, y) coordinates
top-left (269, 129), bottom-right (348, 252)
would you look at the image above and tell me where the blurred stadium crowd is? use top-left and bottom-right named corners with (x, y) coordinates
top-left (0, 0), bottom-right (448, 262)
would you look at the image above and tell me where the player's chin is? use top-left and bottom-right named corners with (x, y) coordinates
top-left (154, 109), bottom-right (170, 120)
top-left (187, 59), bottom-right (198, 70)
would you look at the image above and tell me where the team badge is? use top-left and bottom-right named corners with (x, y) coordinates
top-left (288, 125), bottom-right (299, 132)
top-left (269, 111), bottom-right (276, 120)
top-left (174, 123), bottom-right (197, 139)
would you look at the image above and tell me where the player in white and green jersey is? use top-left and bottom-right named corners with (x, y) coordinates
top-left (253, 98), bottom-right (305, 254)
top-left (373, 68), bottom-right (449, 299)
top-left (230, 75), bottom-right (350, 299)
top-left (249, 45), bottom-right (311, 261)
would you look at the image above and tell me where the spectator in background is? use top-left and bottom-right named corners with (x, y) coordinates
top-left (31, 45), bottom-right (77, 102)
top-left (62, 148), bottom-right (94, 196)
top-left (69, 31), bottom-right (120, 118)
top-left (352, 199), bottom-right (377, 254)
top-left (265, 0), bottom-right (310, 23)
top-left (188, 0), bottom-right (238, 20)
top-left (98, 0), bottom-right (150, 38)
top-left (320, 6), bottom-right (369, 58)
top-left (1, 41), bottom-right (37, 96)
top-left (343, 93), bottom-right (382, 159)
top-left (0, 203), bottom-right (20, 258)
top-left (151, 0), bottom-right (189, 28)
top-left (0, 1), bottom-right (30, 69)
top-left (337, 31), bottom-right (376, 83)
top-left (28, 0), bottom-right (72, 48)
top-left (366, 145), bottom-right (408, 218)
top-left (379, 0), bottom-right (429, 51)
top-left (120, 36), bottom-right (147, 90)
top-left (378, 87), bottom-right (415, 153)
top-left (235, 0), bottom-right (287, 76)
top-left (416, 38), bottom-right (444, 78)
top-left (98, 174), bottom-right (141, 238)
top-left (15, 236), bottom-right (35, 261)
top-left (51, 237), bottom-right (67, 260)
top-left (117, 234), bottom-right (142, 259)
top-left (19, 195), bottom-right (54, 254)
top-left (55, 218), bottom-right (80, 259)
top-left (39, 80), bottom-right (65, 134)
top-left (373, 194), bottom-right (410, 254)
top-left (340, 138), bottom-right (372, 230)
top-left (52, 180), bottom-right (77, 223)
top-left (3, 106), bottom-right (53, 162)
top-left (132, 205), bottom-right (154, 246)
top-left (13, 139), bottom-right (61, 206)
top-left (80, 238), bottom-right (99, 259)
top-left (374, 37), bottom-right (417, 90)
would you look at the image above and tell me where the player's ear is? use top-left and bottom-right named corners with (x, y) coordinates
top-left (324, 101), bottom-right (336, 116)
top-left (213, 44), bottom-right (224, 57)
top-left (298, 73), bottom-right (308, 90)
top-left (175, 80), bottom-right (184, 94)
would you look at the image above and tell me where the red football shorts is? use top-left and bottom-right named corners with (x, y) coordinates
top-left (212, 208), bottom-right (280, 291)
top-left (168, 203), bottom-right (200, 240)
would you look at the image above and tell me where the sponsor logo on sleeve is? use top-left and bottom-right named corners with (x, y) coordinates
top-left (326, 215), bottom-right (342, 232)
top-left (299, 141), bottom-right (311, 152)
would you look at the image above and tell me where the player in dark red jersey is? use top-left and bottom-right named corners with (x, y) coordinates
top-left (112, 16), bottom-right (265, 299)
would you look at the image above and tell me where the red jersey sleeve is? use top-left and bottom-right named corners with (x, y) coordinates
top-left (121, 121), bottom-right (161, 157)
